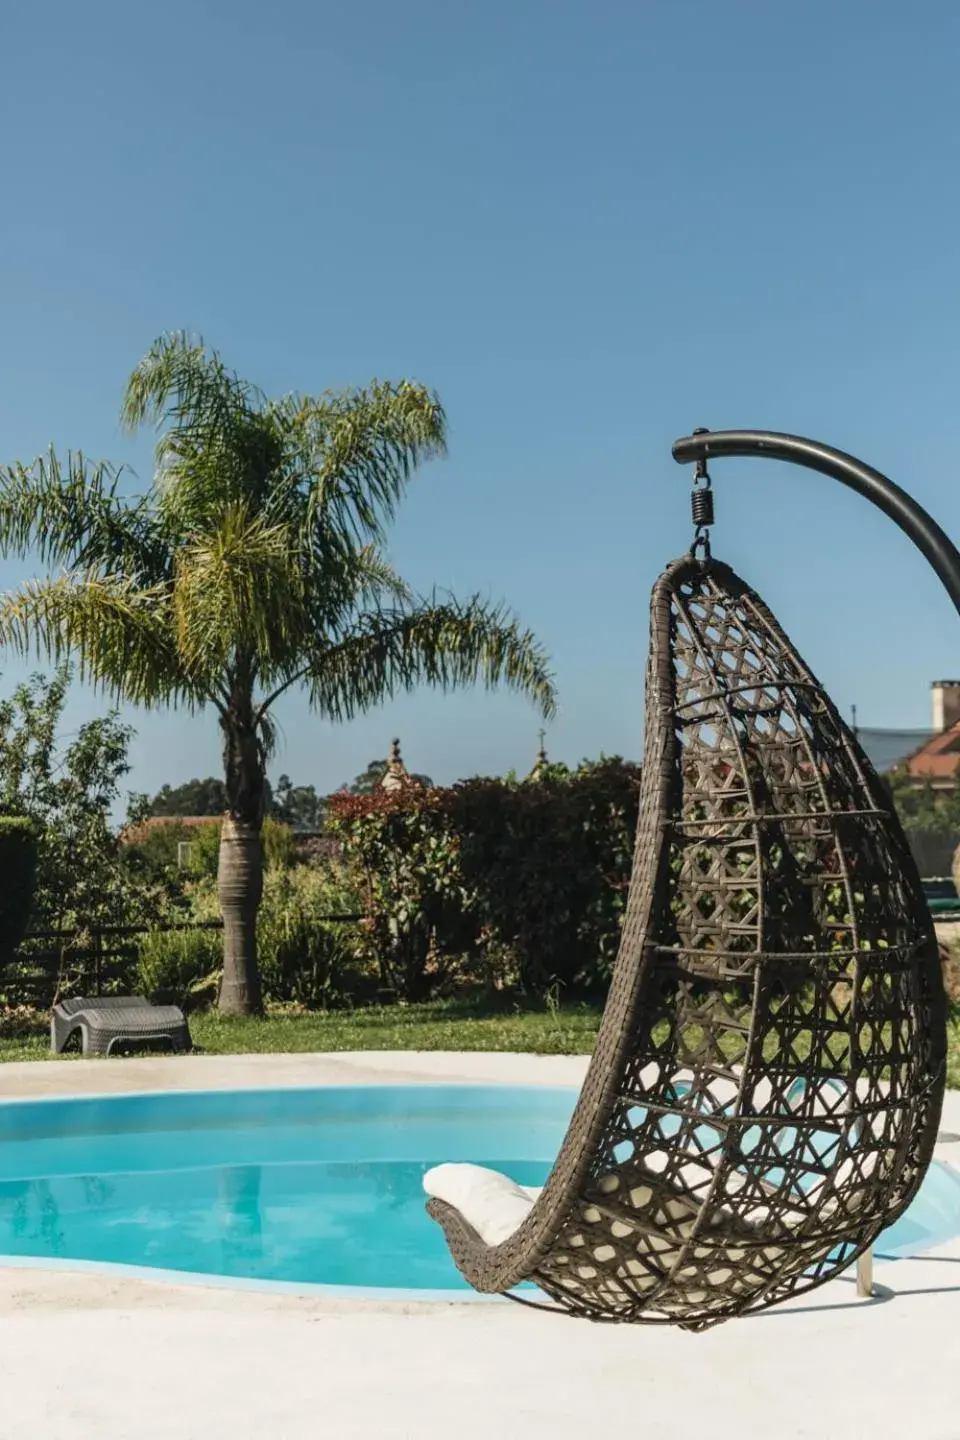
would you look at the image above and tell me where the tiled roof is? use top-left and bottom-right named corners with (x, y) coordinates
top-left (901, 723), bottom-right (960, 781)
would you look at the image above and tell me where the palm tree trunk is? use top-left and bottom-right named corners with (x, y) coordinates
top-left (218, 676), bottom-right (266, 1016)
top-left (217, 816), bottom-right (263, 1015)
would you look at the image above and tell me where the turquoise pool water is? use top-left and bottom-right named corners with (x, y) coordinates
top-left (0, 1085), bottom-right (955, 1297)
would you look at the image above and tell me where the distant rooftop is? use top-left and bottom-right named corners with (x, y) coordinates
top-left (856, 727), bottom-right (934, 774)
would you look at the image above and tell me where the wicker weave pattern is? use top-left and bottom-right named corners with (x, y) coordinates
top-left (427, 555), bottom-right (946, 1330)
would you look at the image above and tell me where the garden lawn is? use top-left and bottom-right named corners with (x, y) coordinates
top-left (4, 1002), bottom-right (960, 1089)
top-left (194, 1001), bottom-right (602, 1056)
top-left (0, 999), bottom-right (603, 1062)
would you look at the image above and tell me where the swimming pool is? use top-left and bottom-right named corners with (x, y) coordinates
top-left (0, 1084), bottom-right (955, 1298)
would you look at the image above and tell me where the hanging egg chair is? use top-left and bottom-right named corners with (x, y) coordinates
top-left (424, 432), bottom-right (948, 1331)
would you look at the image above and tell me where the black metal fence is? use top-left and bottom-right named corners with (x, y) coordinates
top-left (3, 912), bottom-right (366, 1009)
top-left (5, 920), bottom-right (225, 1007)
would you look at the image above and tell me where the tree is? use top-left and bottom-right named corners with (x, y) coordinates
top-left (147, 776), bottom-right (229, 817)
top-left (0, 666), bottom-right (153, 936)
top-left (270, 774), bottom-right (323, 829)
top-left (137, 772), bottom-right (321, 825)
top-left (0, 333), bottom-right (557, 1014)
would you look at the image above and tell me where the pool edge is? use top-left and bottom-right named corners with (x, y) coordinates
top-left (0, 1070), bottom-right (957, 1305)
top-left (0, 1253), bottom-right (531, 1305)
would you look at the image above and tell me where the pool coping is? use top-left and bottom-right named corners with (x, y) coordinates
top-left (0, 1050), bottom-right (959, 1306)
top-left (0, 1253), bottom-right (507, 1305)
top-left (0, 1049), bottom-right (593, 1099)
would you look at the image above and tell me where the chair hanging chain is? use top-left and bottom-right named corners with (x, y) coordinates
top-left (690, 450), bottom-right (715, 561)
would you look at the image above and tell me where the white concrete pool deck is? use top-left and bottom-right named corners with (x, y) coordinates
top-left (0, 1050), bottom-right (958, 1440)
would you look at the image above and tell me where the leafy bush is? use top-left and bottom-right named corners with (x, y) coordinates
top-left (328, 757), bottom-right (641, 1000)
top-left (125, 816), bottom-right (296, 884)
top-left (137, 863), bottom-right (371, 1009)
top-left (263, 819), bottom-right (298, 871)
top-left (137, 925), bottom-right (223, 1007)
top-left (121, 819), bottom-right (217, 883)
top-left (0, 817), bottom-right (38, 963)
top-left (940, 939), bottom-right (960, 1005)
top-left (189, 817), bottom-right (297, 878)
top-left (257, 864), bottom-right (374, 1008)
top-left (0, 667), bottom-right (166, 933)
top-left (454, 758), bottom-right (639, 994)
top-left (326, 787), bottom-right (478, 1002)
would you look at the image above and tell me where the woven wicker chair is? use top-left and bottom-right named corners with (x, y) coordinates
top-left (427, 554), bottom-right (947, 1330)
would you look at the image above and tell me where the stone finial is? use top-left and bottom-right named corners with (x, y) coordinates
top-left (380, 737), bottom-right (410, 792)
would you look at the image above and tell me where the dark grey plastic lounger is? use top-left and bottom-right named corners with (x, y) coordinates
top-left (51, 996), bottom-right (192, 1056)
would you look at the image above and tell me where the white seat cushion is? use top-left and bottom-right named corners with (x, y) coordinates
top-left (423, 1163), bottom-right (542, 1246)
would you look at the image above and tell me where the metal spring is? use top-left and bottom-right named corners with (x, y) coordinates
top-left (691, 486), bottom-right (714, 528)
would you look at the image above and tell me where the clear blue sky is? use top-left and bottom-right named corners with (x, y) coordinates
top-left (1, 0), bottom-right (958, 804)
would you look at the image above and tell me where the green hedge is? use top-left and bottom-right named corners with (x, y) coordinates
top-left (327, 758), bottom-right (641, 1001)
top-left (0, 817), bottom-right (38, 964)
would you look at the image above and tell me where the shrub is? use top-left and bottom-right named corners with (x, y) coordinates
top-left (124, 816), bottom-right (297, 884)
top-left (137, 925), bottom-right (223, 1007)
top-left (453, 758), bottom-right (639, 994)
top-left (257, 864), bottom-right (374, 1008)
top-left (189, 817), bottom-right (297, 878)
top-left (327, 786), bottom-right (479, 1001)
top-left (136, 863), bottom-right (372, 1009)
top-left (122, 819), bottom-right (216, 886)
top-left (328, 757), bottom-right (641, 1000)
top-left (0, 817), bottom-right (38, 963)
top-left (262, 818), bottom-right (298, 872)
top-left (941, 939), bottom-right (960, 1005)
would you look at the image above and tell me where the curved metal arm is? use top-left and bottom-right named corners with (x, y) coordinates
top-left (671, 428), bottom-right (960, 620)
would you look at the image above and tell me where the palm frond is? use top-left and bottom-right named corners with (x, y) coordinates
top-left (297, 543), bottom-right (415, 642)
top-left (256, 708), bottom-right (279, 764)
top-left (121, 331), bottom-right (265, 445)
top-left (348, 546), bottom-right (416, 609)
top-left (0, 451), bottom-right (166, 580)
top-left (0, 574), bottom-right (201, 707)
top-left (270, 381), bottom-right (446, 548)
top-left (298, 592), bottom-right (557, 722)
top-left (172, 505), bottom-right (306, 675)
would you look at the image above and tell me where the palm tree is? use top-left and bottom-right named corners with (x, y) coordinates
top-left (0, 333), bottom-right (557, 1014)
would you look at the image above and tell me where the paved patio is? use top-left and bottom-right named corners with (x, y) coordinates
top-left (0, 1052), bottom-right (957, 1440)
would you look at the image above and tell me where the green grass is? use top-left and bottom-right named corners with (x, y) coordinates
top-left (0, 998), bottom-right (603, 1062)
top-left (193, 1000), bottom-right (603, 1056)
top-left (4, 1000), bottom-right (960, 1089)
